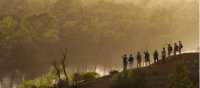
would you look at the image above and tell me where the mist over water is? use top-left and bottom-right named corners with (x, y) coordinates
top-left (0, 0), bottom-right (198, 80)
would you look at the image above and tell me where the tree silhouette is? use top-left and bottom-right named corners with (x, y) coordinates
top-left (61, 48), bottom-right (69, 84)
top-left (53, 61), bottom-right (61, 80)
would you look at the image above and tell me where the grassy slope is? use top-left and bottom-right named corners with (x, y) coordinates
top-left (80, 53), bottom-right (199, 88)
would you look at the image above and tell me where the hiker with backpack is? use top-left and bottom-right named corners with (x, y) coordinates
top-left (153, 50), bottom-right (159, 63)
top-left (122, 54), bottom-right (128, 71)
top-left (161, 48), bottom-right (167, 61)
top-left (144, 50), bottom-right (150, 66)
top-left (178, 41), bottom-right (183, 54)
top-left (128, 54), bottom-right (134, 69)
top-left (167, 44), bottom-right (173, 56)
top-left (136, 52), bottom-right (142, 68)
top-left (174, 43), bottom-right (179, 55)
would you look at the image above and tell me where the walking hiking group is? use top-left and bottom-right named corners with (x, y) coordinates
top-left (122, 41), bottom-right (183, 71)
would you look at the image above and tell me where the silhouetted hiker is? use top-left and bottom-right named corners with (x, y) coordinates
top-left (128, 54), bottom-right (134, 69)
top-left (162, 48), bottom-right (166, 61)
top-left (174, 43), bottom-right (179, 55)
top-left (136, 52), bottom-right (142, 68)
top-left (167, 44), bottom-right (173, 56)
top-left (144, 51), bottom-right (150, 66)
top-left (153, 50), bottom-right (159, 63)
top-left (178, 41), bottom-right (183, 54)
top-left (122, 54), bottom-right (128, 71)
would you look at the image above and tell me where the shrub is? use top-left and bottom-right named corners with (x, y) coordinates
top-left (111, 70), bottom-right (146, 88)
top-left (109, 70), bottom-right (119, 76)
top-left (80, 72), bottom-right (99, 81)
top-left (17, 68), bottom-right (55, 88)
top-left (168, 62), bottom-right (196, 88)
top-left (72, 72), bottom-right (99, 82)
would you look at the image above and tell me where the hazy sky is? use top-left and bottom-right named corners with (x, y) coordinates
top-left (0, 0), bottom-right (198, 79)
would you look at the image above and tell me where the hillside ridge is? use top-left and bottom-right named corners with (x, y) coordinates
top-left (80, 52), bottom-right (199, 88)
